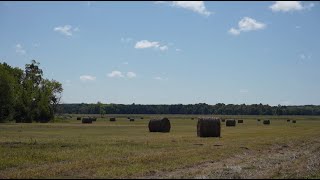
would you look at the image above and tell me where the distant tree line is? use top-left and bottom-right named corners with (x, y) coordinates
top-left (58, 103), bottom-right (320, 116)
top-left (0, 60), bottom-right (63, 123)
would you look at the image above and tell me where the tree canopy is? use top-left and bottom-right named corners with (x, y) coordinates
top-left (0, 60), bottom-right (63, 123)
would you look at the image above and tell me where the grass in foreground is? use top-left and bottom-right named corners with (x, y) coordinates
top-left (0, 115), bottom-right (319, 178)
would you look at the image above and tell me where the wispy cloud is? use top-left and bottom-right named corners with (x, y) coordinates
top-left (54, 25), bottom-right (79, 36)
top-left (156, 1), bottom-right (212, 16)
top-left (122, 62), bottom-right (129, 65)
top-left (229, 17), bottom-right (266, 36)
top-left (15, 44), bottom-right (26, 55)
top-left (269, 1), bottom-right (315, 12)
top-left (108, 71), bottom-right (124, 78)
top-left (80, 75), bottom-right (96, 82)
top-left (135, 40), bottom-right (169, 51)
top-left (108, 70), bottom-right (137, 79)
top-left (154, 76), bottom-right (168, 81)
top-left (127, 72), bottom-right (137, 78)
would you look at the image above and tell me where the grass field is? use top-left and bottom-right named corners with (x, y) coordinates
top-left (1, 115), bottom-right (320, 178)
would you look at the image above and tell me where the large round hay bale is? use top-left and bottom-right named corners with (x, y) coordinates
top-left (77, 117), bottom-right (81, 120)
top-left (130, 118), bottom-right (135, 122)
top-left (263, 120), bottom-right (270, 125)
top-left (140, 117), bottom-right (144, 119)
top-left (110, 117), bottom-right (116, 122)
top-left (82, 117), bottom-right (92, 124)
top-left (148, 118), bottom-right (171, 133)
top-left (287, 119), bottom-right (291, 122)
top-left (292, 120), bottom-right (296, 123)
top-left (197, 117), bottom-right (221, 137)
top-left (257, 119), bottom-right (261, 122)
top-left (127, 117), bottom-right (130, 119)
top-left (238, 119), bottom-right (243, 123)
top-left (226, 119), bottom-right (236, 126)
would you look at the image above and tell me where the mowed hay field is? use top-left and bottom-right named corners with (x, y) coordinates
top-left (1, 115), bottom-right (320, 179)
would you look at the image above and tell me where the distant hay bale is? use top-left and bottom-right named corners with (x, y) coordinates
top-left (221, 119), bottom-right (225, 122)
top-left (130, 118), bottom-right (135, 122)
top-left (140, 117), bottom-right (144, 119)
top-left (238, 119), bottom-right (243, 123)
top-left (226, 119), bottom-right (236, 126)
top-left (292, 120), bottom-right (296, 123)
top-left (82, 117), bottom-right (92, 124)
top-left (191, 118), bottom-right (194, 120)
top-left (148, 118), bottom-right (171, 133)
top-left (263, 120), bottom-right (270, 125)
top-left (257, 119), bottom-right (261, 122)
top-left (127, 117), bottom-right (130, 119)
top-left (92, 117), bottom-right (97, 121)
top-left (77, 117), bottom-right (81, 120)
top-left (110, 117), bottom-right (116, 122)
top-left (287, 119), bottom-right (291, 122)
top-left (197, 117), bottom-right (221, 138)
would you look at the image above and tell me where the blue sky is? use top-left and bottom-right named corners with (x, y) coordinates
top-left (1, 1), bottom-right (319, 105)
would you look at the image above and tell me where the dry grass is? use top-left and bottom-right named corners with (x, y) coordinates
top-left (0, 115), bottom-right (319, 178)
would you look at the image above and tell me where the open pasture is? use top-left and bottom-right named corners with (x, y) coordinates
top-left (0, 115), bottom-right (320, 178)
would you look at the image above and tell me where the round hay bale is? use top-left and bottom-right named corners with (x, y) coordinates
top-left (238, 119), bottom-right (243, 123)
top-left (221, 119), bottom-right (226, 122)
top-left (77, 117), bottom-right (81, 120)
top-left (226, 119), bottom-right (236, 126)
top-left (292, 120), bottom-right (296, 123)
top-left (148, 118), bottom-right (171, 133)
top-left (92, 117), bottom-right (97, 121)
top-left (140, 117), bottom-right (144, 119)
top-left (197, 117), bottom-right (221, 138)
top-left (82, 117), bottom-right (92, 124)
top-left (263, 120), bottom-right (270, 125)
top-left (110, 117), bottom-right (116, 122)
top-left (191, 117), bottom-right (194, 120)
top-left (287, 119), bottom-right (291, 122)
top-left (130, 118), bottom-right (135, 122)
top-left (127, 117), bottom-right (130, 119)
top-left (257, 119), bottom-right (261, 122)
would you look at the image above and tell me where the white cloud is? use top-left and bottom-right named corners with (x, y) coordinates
top-left (80, 75), bottom-right (96, 82)
top-left (229, 17), bottom-right (266, 36)
top-left (175, 48), bottom-right (181, 52)
top-left (54, 25), bottom-right (79, 36)
top-left (127, 72), bottom-right (137, 78)
top-left (135, 40), bottom-right (169, 51)
top-left (269, 1), bottom-right (314, 12)
top-left (108, 71), bottom-right (124, 78)
top-left (159, 45), bottom-right (168, 51)
top-left (15, 44), bottom-right (26, 55)
top-left (157, 1), bottom-right (211, 16)
top-left (122, 62), bottom-right (129, 65)
top-left (228, 28), bottom-right (240, 35)
top-left (135, 40), bottom-right (160, 49)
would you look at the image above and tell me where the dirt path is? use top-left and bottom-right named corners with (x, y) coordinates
top-left (139, 139), bottom-right (320, 179)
